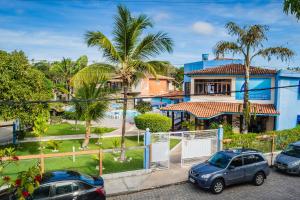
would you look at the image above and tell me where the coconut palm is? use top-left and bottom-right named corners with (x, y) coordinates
top-left (72, 66), bottom-right (113, 148)
top-left (284, 0), bottom-right (300, 20)
top-left (85, 5), bottom-right (173, 160)
top-left (214, 22), bottom-right (294, 133)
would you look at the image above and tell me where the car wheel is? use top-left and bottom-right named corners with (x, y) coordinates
top-left (211, 179), bottom-right (224, 194)
top-left (253, 172), bottom-right (265, 186)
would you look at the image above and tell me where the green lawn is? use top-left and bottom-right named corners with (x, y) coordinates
top-left (170, 138), bottom-right (181, 150)
top-left (6, 136), bottom-right (143, 156)
top-left (2, 149), bottom-right (143, 180)
top-left (25, 123), bottom-right (116, 137)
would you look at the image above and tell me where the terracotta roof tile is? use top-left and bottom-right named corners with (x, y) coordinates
top-left (161, 102), bottom-right (278, 119)
top-left (186, 64), bottom-right (277, 76)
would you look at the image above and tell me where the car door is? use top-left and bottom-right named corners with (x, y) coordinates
top-left (73, 181), bottom-right (97, 200)
top-left (32, 184), bottom-right (52, 200)
top-left (243, 154), bottom-right (265, 181)
top-left (53, 182), bottom-right (77, 200)
top-left (224, 156), bottom-right (245, 185)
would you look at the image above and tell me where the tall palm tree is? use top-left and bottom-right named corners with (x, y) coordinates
top-left (72, 66), bottom-right (113, 148)
top-left (214, 22), bottom-right (294, 133)
top-left (284, 0), bottom-right (300, 20)
top-left (85, 5), bottom-right (173, 160)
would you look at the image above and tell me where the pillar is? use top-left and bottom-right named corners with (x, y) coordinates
top-left (144, 128), bottom-right (151, 169)
top-left (171, 112), bottom-right (175, 131)
top-left (217, 125), bottom-right (224, 151)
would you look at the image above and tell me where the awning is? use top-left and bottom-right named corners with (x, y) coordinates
top-left (161, 102), bottom-right (279, 119)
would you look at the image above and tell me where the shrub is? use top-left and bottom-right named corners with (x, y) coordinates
top-left (62, 111), bottom-right (78, 120)
top-left (135, 101), bottom-right (152, 114)
top-left (50, 116), bottom-right (62, 124)
top-left (46, 140), bottom-right (61, 151)
top-left (134, 113), bottom-right (172, 132)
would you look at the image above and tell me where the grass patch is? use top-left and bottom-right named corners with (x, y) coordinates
top-left (5, 136), bottom-right (143, 156)
top-left (170, 138), bottom-right (181, 150)
top-left (25, 122), bottom-right (116, 137)
top-left (1, 149), bottom-right (143, 180)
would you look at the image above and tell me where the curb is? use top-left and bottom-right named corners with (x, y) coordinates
top-left (106, 180), bottom-right (188, 197)
top-left (103, 169), bottom-right (152, 180)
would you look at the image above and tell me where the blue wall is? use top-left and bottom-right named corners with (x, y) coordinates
top-left (275, 70), bottom-right (300, 130)
top-left (235, 78), bottom-right (272, 100)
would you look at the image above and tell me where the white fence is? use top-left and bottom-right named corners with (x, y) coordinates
top-left (150, 133), bottom-right (170, 169)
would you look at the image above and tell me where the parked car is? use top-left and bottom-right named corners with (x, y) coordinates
top-left (274, 141), bottom-right (300, 175)
top-left (188, 148), bottom-right (270, 194)
top-left (0, 170), bottom-right (106, 200)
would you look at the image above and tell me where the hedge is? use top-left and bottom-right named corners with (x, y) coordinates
top-left (134, 113), bottom-right (172, 132)
top-left (223, 126), bottom-right (300, 152)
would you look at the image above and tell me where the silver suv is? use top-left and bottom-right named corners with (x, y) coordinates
top-left (189, 149), bottom-right (270, 194)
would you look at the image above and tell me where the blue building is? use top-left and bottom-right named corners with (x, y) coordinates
top-left (162, 54), bottom-right (300, 132)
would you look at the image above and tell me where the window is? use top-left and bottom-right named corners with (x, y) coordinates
top-left (229, 156), bottom-right (243, 168)
top-left (32, 186), bottom-right (50, 199)
top-left (194, 79), bottom-right (231, 96)
top-left (74, 182), bottom-right (93, 191)
top-left (55, 183), bottom-right (73, 195)
top-left (184, 82), bottom-right (191, 95)
top-left (298, 80), bottom-right (300, 99)
top-left (243, 154), bottom-right (264, 165)
top-left (297, 115), bottom-right (300, 125)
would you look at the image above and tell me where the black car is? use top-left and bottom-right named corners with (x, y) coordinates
top-left (0, 170), bottom-right (106, 200)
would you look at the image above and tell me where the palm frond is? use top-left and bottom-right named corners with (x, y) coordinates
top-left (225, 22), bottom-right (245, 38)
top-left (284, 0), bottom-right (300, 20)
top-left (242, 24), bottom-right (269, 48)
top-left (214, 41), bottom-right (243, 57)
top-left (132, 32), bottom-right (173, 60)
top-left (85, 31), bottom-right (120, 62)
top-left (253, 47), bottom-right (295, 61)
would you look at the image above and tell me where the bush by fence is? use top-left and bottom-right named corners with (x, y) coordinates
top-left (223, 126), bottom-right (300, 152)
top-left (134, 113), bottom-right (172, 132)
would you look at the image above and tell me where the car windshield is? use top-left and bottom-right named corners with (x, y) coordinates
top-left (208, 152), bottom-right (232, 169)
top-left (283, 145), bottom-right (300, 158)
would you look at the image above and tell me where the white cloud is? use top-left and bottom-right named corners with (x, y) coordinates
top-left (192, 21), bottom-right (215, 35)
top-left (153, 11), bottom-right (170, 21)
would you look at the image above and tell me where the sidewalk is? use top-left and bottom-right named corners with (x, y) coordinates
top-left (103, 165), bottom-right (190, 196)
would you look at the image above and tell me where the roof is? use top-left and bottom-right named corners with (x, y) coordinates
top-left (186, 64), bottom-right (277, 76)
top-left (161, 102), bottom-right (279, 119)
top-left (148, 75), bottom-right (174, 80)
top-left (160, 90), bottom-right (184, 99)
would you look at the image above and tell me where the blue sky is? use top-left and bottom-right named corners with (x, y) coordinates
top-left (0, 0), bottom-right (299, 69)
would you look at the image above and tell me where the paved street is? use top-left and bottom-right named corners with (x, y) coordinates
top-left (108, 169), bottom-right (300, 200)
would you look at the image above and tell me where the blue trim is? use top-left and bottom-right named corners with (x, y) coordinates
top-left (187, 74), bottom-right (275, 77)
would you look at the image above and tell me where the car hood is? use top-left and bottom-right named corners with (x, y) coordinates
top-left (191, 162), bottom-right (222, 175)
top-left (276, 153), bottom-right (300, 165)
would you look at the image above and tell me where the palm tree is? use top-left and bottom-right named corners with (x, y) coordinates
top-left (214, 22), bottom-right (294, 133)
top-left (284, 0), bottom-right (300, 20)
top-left (72, 66), bottom-right (113, 148)
top-left (85, 5), bottom-right (173, 160)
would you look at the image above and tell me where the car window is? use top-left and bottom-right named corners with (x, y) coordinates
top-left (74, 182), bottom-right (93, 190)
top-left (229, 156), bottom-right (243, 167)
top-left (244, 154), bottom-right (264, 165)
top-left (32, 185), bottom-right (50, 199)
top-left (55, 183), bottom-right (73, 195)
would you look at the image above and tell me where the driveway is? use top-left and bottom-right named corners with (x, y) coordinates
top-left (108, 169), bottom-right (300, 200)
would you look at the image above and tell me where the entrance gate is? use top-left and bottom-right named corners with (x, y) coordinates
top-left (150, 133), bottom-right (170, 169)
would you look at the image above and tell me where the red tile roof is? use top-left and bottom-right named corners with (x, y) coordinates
top-left (186, 64), bottom-right (277, 76)
top-left (161, 102), bottom-right (279, 119)
top-left (160, 91), bottom-right (184, 99)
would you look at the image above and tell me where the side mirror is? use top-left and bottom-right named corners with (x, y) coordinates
top-left (228, 165), bottom-right (235, 170)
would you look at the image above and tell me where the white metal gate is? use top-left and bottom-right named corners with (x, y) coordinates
top-left (180, 130), bottom-right (217, 166)
top-left (150, 133), bottom-right (170, 169)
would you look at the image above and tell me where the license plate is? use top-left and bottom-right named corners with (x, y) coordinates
top-left (189, 177), bottom-right (195, 183)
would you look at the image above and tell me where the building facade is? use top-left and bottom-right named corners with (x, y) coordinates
top-left (162, 54), bottom-right (300, 132)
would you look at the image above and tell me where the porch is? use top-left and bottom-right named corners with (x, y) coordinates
top-left (160, 102), bottom-right (279, 133)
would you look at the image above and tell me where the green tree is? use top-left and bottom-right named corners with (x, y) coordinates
top-left (85, 5), bottom-right (173, 160)
top-left (135, 101), bottom-right (152, 114)
top-left (0, 50), bottom-right (52, 127)
top-left (72, 65), bottom-right (113, 148)
top-left (284, 0), bottom-right (300, 20)
top-left (214, 22), bottom-right (294, 133)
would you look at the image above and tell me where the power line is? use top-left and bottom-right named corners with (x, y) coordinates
top-left (0, 84), bottom-right (299, 105)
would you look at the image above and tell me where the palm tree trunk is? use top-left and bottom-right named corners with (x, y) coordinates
top-left (242, 63), bottom-right (250, 134)
top-left (120, 86), bottom-right (128, 161)
top-left (82, 120), bottom-right (91, 148)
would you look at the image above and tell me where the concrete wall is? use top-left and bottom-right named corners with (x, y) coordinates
top-left (275, 70), bottom-right (300, 130)
top-left (190, 75), bottom-right (275, 104)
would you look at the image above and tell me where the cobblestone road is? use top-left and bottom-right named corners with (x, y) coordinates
top-left (108, 169), bottom-right (300, 200)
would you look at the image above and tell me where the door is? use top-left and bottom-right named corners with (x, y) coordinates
top-left (32, 185), bottom-right (52, 200)
top-left (73, 181), bottom-right (98, 200)
top-left (243, 154), bottom-right (265, 181)
top-left (225, 156), bottom-right (245, 185)
top-left (53, 182), bottom-right (76, 200)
